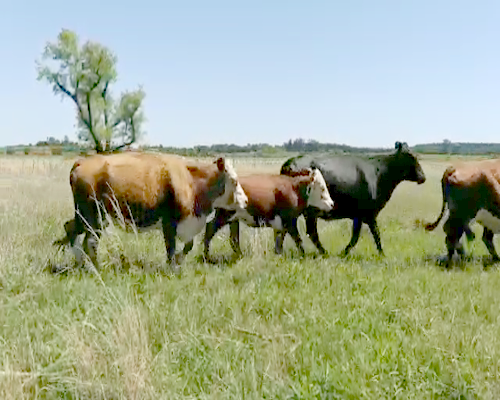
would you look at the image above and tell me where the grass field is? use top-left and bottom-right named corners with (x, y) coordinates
top-left (1, 154), bottom-right (500, 399)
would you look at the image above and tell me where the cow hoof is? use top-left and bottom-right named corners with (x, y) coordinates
top-left (436, 255), bottom-right (450, 266)
top-left (174, 253), bottom-right (185, 265)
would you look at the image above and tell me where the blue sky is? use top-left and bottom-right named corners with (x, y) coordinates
top-left (1, 0), bottom-right (500, 148)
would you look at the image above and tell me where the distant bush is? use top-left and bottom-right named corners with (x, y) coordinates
top-left (6, 147), bottom-right (15, 155)
top-left (50, 146), bottom-right (63, 156)
top-left (24, 147), bottom-right (31, 155)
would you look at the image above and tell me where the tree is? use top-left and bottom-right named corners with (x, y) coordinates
top-left (442, 139), bottom-right (452, 153)
top-left (36, 29), bottom-right (146, 153)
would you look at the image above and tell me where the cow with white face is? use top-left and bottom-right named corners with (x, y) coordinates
top-left (53, 152), bottom-right (248, 271)
top-left (204, 168), bottom-right (334, 259)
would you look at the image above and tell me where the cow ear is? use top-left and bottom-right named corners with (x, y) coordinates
top-left (216, 157), bottom-right (225, 171)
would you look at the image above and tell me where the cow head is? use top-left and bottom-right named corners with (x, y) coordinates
top-left (306, 168), bottom-right (335, 211)
top-left (394, 141), bottom-right (426, 184)
top-left (212, 157), bottom-right (249, 211)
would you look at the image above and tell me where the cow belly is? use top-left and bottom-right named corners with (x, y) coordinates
top-left (475, 209), bottom-right (500, 234)
top-left (232, 209), bottom-right (284, 230)
top-left (176, 215), bottom-right (207, 243)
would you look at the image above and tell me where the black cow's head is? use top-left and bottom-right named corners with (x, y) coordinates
top-left (394, 141), bottom-right (426, 184)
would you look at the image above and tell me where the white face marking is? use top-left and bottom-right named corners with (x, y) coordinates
top-left (176, 215), bottom-right (207, 243)
top-left (474, 209), bottom-right (500, 234)
top-left (213, 160), bottom-right (248, 210)
top-left (307, 169), bottom-right (334, 212)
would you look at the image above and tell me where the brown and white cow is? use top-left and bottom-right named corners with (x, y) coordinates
top-left (425, 159), bottom-right (500, 266)
top-left (203, 168), bottom-right (334, 259)
top-left (54, 152), bottom-right (248, 270)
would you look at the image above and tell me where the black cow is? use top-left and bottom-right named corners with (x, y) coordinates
top-left (279, 141), bottom-right (426, 256)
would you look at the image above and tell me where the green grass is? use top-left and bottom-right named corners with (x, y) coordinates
top-left (1, 155), bottom-right (500, 399)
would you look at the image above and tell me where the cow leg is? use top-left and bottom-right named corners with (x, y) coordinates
top-left (71, 235), bottom-right (85, 266)
top-left (305, 214), bottom-right (326, 254)
top-left (482, 228), bottom-right (500, 262)
top-left (229, 220), bottom-right (242, 256)
top-left (443, 216), bottom-right (465, 268)
top-left (162, 220), bottom-right (177, 270)
top-left (274, 230), bottom-right (285, 254)
top-left (341, 218), bottom-right (363, 256)
top-left (174, 240), bottom-right (194, 264)
top-left (204, 208), bottom-right (232, 259)
top-left (286, 218), bottom-right (305, 256)
top-left (367, 218), bottom-right (384, 256)
top-left (76, 203), bottom-right (101, 269)
top-left (59, 218), bottom-right (85, 266)
top-left (82, 231), bottom-right (100, 269)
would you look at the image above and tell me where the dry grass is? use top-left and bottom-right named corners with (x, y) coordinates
top-left (1, 153), bottom-right (500, 399)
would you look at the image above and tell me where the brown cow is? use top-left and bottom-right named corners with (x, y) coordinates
top-left (425, 159), bottom-right (500, 266)
top-left (203, 168), bottom-right (334, 259)
top-left (54, 152), bottom-right (248, 271)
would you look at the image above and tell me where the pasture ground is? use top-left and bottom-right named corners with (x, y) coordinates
top-left (1, 154), bottom-right (500, 399)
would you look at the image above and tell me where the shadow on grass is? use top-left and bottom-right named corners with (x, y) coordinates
top-left (423, 253), bottom-right (499, 270)
top-left (194, 252), bottom-right (241, 267)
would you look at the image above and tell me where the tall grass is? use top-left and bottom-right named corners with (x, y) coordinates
top-left (1, 154), bottom-right (499, 399)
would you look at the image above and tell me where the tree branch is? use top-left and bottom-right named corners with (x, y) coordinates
top-left (102, 80), bottom-right (110, 129)
top-left (112, 118), bottom-right (136, 151)
top-left (85, 92), bottom-right (101, 152)
top-left (54, 76), bottom-right (77, 104)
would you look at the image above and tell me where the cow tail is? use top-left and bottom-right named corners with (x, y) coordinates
top-left (425, 172), bottom-right (449, 231)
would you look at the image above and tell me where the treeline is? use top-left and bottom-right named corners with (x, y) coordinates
top-left (4, 138), bottom-right (500, 157)
top-left (151, 139), bottom-right (390, 157)
top-left (412, 140), bottom-right (500, 155)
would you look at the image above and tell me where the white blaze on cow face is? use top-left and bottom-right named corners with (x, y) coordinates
top-left (306, 169), bottom-right (334, 212)
top-left (475, 209), bottom-right (500, 234)
top-left (212, 158), bottom-right (249, 211)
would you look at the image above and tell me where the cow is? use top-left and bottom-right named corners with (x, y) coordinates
top-left (53, 152), bottom-right (248, 271)
top-left (203, 168), bottom-right (334, 259)
top-left (424, 159), bottom-right (500, 267)
top-left (279, 141), bottom-right (426, 256)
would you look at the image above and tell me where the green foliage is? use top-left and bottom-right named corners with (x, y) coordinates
top-left (36, 29), bottom-right (146, 153)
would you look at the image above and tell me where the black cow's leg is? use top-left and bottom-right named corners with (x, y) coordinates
top-left (287, 218), bottom-right (305, 256)
top-left (482, 228), bottom-right (500, 262)
top-left (305, 214), bottom-right (326, 254)
top-left (229, 220), bottom-right (242, 256)
top-left (367, 218), bottom-right (384, 256)
top-left (204, 208), bottom-right (232, 259)
top-left (174, 240), bottom-right (194, 264)
top-left (341, 218), bottom-right (363, 256)
top-left (162, 220), bottom-right (177, 268)
top-left (183, 240), bottom-right (194, 255)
